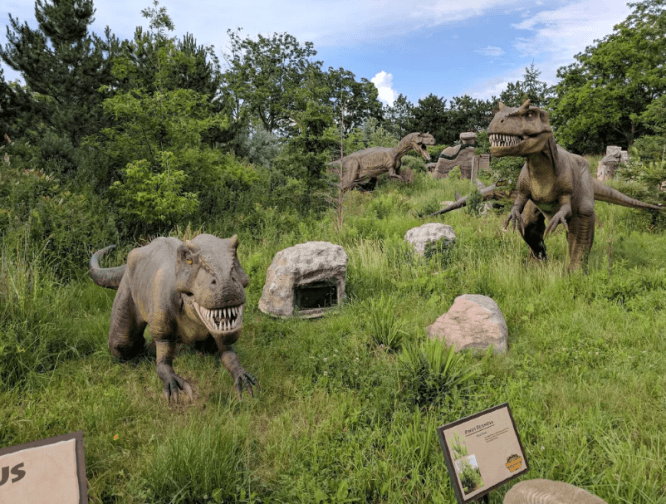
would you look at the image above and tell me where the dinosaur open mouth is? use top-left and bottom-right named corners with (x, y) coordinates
top-left (489, 134), bottom-right (522, 148)
top-left (193, 301), bottom-right (244, 333)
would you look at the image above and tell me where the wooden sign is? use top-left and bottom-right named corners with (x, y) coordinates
top-left (0, 431), bottom-right (87, 504)
top-left (437, 403), bottom-right (529, 503)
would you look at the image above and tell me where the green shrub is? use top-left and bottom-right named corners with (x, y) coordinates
top-left (400, 156), bottom-right (427, 173)
top-left (366, 294), bottom-right (408, 351)
top-left (448, 166), bottom-right (462, 180)
top-left (0, 160), bottom-right (118, 279)
top-left (464, 188), bottom-right (484, 217)
top-left (630, 135), bottom-right (666, 163)
top-left (398, 339), bottom-right (480, 407)
top-left (474, 130), bottom-right (490, 155)
top-left (490, 156), bottom-right (524, 188)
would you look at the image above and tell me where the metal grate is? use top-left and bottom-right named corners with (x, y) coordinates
top-left (294, 280), bottom-right (338, 310)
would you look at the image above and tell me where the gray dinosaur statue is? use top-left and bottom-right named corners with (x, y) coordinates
top-left (89, 234), bottom-right (257, 402)
top-left (336, 132), bottom-right (435, 190)
top-left (431, 100), bottom-right (662, 270)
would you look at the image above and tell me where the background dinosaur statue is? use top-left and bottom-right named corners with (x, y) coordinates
top-left (487, 99), bottom-right (662, 270)
top-left (89, 234), bottom-right (257, 402)
top-left (335, 132), bottom-right (435, 190)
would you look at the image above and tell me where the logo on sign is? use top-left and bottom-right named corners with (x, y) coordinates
top-left (0, 463), bottom-right (26, 486)
top-left (505, 454), bottom-right (523, 472)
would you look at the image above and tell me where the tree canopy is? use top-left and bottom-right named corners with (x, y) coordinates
top-left (549, 0), bottom-right (666, 152)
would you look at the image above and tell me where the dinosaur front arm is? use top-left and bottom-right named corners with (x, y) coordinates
top-left (156, 340), bottom-right (194, 403)
top-left (218, 343), bottom-right (258, 401)
top-left (544, 194), bottom-right (572, 236)
top-left (504, 192), bottom-right (529, 235)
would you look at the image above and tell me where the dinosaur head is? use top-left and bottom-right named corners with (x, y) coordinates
top-left (176, 234), bottom-right (249, 342)
top-left (410, 132), bottom-right (436, 161)
top-left (488, 100), bottom-right (553, 158)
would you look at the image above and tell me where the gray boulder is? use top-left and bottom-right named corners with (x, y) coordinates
top-left (404, 223), bottom-right (456, 256)
top-left (427, 294), bottom-right (508, 354)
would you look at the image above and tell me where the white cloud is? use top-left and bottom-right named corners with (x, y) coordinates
top-left (469, 0), bottom-right (633, 100)
top-left (474, 46), bottom-right (504, 57)
top-left (510, 0), bottom-right (633, 82)
top-left (371, 71), bottom-right (398, 106)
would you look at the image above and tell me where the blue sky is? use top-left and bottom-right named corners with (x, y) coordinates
top-left (1, 0), bottom-right (633, 106)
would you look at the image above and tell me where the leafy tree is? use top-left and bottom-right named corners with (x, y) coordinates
top-left (273, 101), bottom-right (337, 212)
top-left (222, 28), bottom-right (325, 136)
top-left (448, 94), bottom-right (496, 140)
top-left (91, 3), bottom-right (256, 233)
top-left (411, 93), bottom-right (448, 143)
top-left (499, 62), bottom-right (550, 108)
top-left (112, 2), bottom-right (222, 100)
top-left (382, 93), bottom-right (414, 139)
top-left (326, 67), bottom-right (383, 135)
top-left (0, 0), bottom-right (118, 148)
top-left (549, 0), bottom-right (666, 152)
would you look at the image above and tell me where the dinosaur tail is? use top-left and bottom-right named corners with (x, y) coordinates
top-left (592, 179), bottom-right (663, 211)
top-left (89, 245), bottom-right (126, 290)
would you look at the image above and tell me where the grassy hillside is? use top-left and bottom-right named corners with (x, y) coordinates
top-left (1, 168), bottom-right (665, 504)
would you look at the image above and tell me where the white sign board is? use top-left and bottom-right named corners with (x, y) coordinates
top-left (0, 431), bottom-right (87, 504)
top-left (437, 403), bottom-right (529, 503)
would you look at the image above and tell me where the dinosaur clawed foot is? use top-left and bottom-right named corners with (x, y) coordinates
top-left (233, 368), bottom-right (259, 402)
top-left (157, 362), bottom-right (195, 403)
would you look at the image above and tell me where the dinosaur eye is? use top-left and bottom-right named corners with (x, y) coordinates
top-left (187, 259), bottom-right (192, 265)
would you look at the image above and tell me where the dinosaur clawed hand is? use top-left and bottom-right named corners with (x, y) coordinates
top-left (544, 211), bottom-right (569, 236)
top-left (163, 374), bottom-right (194, 404)
top-left (233, 368), bottom-right (259, 401)
top-left (503, 207), bottom-right (525, 235)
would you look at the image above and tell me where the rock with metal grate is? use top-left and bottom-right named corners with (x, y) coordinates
top-left (259, 242), bottom-right (347, 318)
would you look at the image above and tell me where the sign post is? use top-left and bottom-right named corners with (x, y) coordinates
top-left (0, 431), bottom-right (88, 504)
top-left (437, 403), bottom-right (528, 503)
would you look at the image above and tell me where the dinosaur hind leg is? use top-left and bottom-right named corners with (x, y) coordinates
top-left (567, 208), bottom-right (595, 271)
top-left (108, 277), bottom-right (148, 360)
top-left (521, 201), bottom-right (548, 260)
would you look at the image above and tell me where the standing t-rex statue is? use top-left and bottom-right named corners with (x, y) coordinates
top-left (485, 99), bottom-right (662, 270)
top-left (337, 132), bottom-right (435, 190)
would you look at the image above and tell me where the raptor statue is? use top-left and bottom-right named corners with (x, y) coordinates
top-left (89, 234), bottom-right (257, 402)
top-left (434, 100), bottom-right (662, 270)
top-left (336, 132), bottom-right (435, 190)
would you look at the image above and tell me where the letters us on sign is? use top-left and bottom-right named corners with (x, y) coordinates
top-left (0, 463), bottom-right (26, 486)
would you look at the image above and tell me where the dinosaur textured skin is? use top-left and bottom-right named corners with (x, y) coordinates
top-left (487, 99), bottom-right (662, 271)
top-left (89, 234), bottom-right (257, 402)
top-left (340, 132), bottom-right (435, 190)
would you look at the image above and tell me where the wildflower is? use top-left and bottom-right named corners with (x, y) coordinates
top-left (323, 358), bottom-right (327, 362)
top-left (113, 434), bottom-right (119, 441)
top-left (323, 371), bottom-right (328, 376)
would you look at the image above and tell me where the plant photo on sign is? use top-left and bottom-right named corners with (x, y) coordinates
top-left (455, 455), bottom-right (484, 494)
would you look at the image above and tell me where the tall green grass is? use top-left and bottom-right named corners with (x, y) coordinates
top-left (1, 168), bottom-right (665, 503)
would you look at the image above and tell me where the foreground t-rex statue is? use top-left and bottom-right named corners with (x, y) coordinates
top-left (436, 100), bottom-right (662, 270)
top-left (337, 132), bottom-right (435, 190)
top-left (89, 234), bottom-right (257, 402)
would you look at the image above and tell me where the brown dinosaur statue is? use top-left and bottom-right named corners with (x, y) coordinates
top-left (492, 100), bottom-right (663, 269)
top-left (89, 234), bottom-right (257, 402)
top-left (434, 100), bottom-right (662, 270)
top-left (336, 132), bottom-right (435, 190)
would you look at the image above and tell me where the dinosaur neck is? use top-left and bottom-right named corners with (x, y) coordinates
top-left (392, 136), bottom-right (414, 160)
top-left (526, 134), bottom-right (558, 173)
